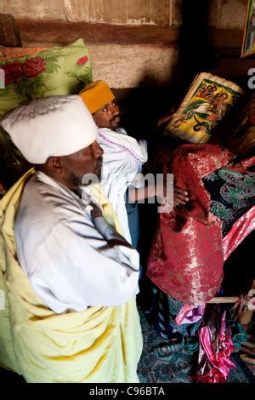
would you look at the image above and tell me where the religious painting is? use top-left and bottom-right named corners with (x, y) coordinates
top-left (241, 0), bottom-right (255, 57)
top-left (165, 73), bottom-right (243, 144)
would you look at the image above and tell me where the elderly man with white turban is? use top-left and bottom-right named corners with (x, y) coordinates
top-left (0, 95), bottom-right (142, 383)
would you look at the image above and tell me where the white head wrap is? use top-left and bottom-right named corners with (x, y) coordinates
top-left (1, 95), bottom-right (98, 164)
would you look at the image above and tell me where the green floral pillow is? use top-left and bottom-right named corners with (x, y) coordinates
top-left (0, 38), bottom-right (93, 193)
top-left (0, 38), bottom-right (93, 116)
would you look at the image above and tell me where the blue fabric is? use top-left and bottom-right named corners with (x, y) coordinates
top-left (125, 193), bottom-right (140, 249)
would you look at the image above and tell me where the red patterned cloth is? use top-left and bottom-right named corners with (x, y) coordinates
top-left (147, 144), bottom-right (255, 304)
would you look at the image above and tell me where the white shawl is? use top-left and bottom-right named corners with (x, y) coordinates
top-left (98, 128), bottom-right (148, 243)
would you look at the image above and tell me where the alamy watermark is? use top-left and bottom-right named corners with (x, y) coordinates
top-left (0, 68), bottom-right (5, 89)
top-left (247, 68), bottom-right (255, 89)
top-left (82, 172), bottom-right (174, 214)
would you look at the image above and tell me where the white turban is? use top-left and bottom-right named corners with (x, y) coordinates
top-left (1, 95), bottom-right (98, 164)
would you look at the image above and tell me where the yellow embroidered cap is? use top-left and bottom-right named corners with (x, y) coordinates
top-left (79, 80), bottom-right (115, 114)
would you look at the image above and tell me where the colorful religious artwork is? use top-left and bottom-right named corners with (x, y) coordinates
top-left (241, 0), bottom-right (255, 57)
top-left (165, 73), bottom-right (243, 144)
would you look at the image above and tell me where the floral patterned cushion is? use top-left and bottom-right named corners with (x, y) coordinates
top-left (0, 38), bottom-right (93, 192)
top-left (0, 38), bottom-right (93, 116)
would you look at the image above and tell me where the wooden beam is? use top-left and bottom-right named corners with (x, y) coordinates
top-left (17, 19), bottom-right (178, 47)
top-left (0, 13), bottom-right (22, 47)
top-left (15, 19), bottom-right (246, 60)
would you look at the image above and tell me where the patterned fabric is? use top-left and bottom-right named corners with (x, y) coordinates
top-left (147, 144), bottom-right (233, 304)
top-left (223, 204), bottom-right (255, 261)
top-left (147, 144), bottom-right (255, 304)
top-left (203, 167), bottom-right (255, 236)
top-left (0, 39), bottom-right (93, 192)
top-left (0, 38), bottom-right (92, 116)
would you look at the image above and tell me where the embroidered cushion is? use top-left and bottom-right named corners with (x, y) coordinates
top-left (0, 38), bottom-right (93, 116)
top-left (0, 38), bottom-right (93, 193)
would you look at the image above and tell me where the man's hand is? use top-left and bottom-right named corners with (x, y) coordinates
top-left (174, 187), bottom-right (189, 207)
top-left (90, 204), bottom-right (103, 219)
top-left (90, 203), bottom-right (133, 248)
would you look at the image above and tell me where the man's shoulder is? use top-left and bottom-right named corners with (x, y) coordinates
top-left (21, 175), bottom-right (87, 224)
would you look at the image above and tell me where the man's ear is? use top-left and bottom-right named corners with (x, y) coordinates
top-left (47, 156), bottom-right (63, 171)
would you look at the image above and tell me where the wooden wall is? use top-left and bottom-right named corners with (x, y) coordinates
top-left (0, 0), bottom-right (181, 26)
top-left (0, 0), bottom-right (247, 28)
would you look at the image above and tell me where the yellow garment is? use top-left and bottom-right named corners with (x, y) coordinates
top-left (0, 170), bottom-right (142, 383)
top-left (79, 80), bottom-right (115, 114)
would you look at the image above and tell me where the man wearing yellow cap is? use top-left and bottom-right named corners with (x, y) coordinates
top-left (80, 80), bottom-right (148, 248)
top-left (0, 95), bottom-right (142, 382)
top-left (79, 81), bottom-right (190, 251)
